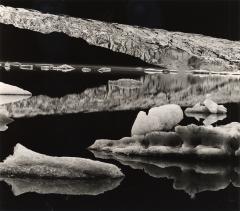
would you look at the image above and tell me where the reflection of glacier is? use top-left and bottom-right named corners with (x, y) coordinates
top-left (1, 74), bottom-right (240, 117)
top-left (92, 151), bottom-right (240, 198)
top-left (0, 177), bottom-right (123, 196)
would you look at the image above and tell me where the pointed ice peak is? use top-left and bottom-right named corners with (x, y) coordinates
top-left (0, 82), bottom-right (31, 95)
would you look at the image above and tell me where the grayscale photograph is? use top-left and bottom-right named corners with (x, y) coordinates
top-left (0, 0), bottom-right (239, 210)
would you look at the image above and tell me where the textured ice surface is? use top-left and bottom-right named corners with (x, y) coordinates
top-left (185, 112), bottom-right (226, 125)
top-left (0, 5), bottom-right (239, 71)
top-left (0, 144), bottom-right (124, 179)
top-left (185, 99), bottom-right (227, 114)
top-left (90, 122), bottom-right (240, 158)
top-left (0, 82), bottom-right (31, 95)
top-left (131, 104), bottom-right (183, 135)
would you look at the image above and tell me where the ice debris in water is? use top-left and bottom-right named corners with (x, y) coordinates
top-left (90, 122), bottom-right (240, 159)
top-left (0, 144), bottom-right (124, 179)
top-left (185, 95), bottom-right (227, 114)
top-left (131, 104), bottom-right (184, 135)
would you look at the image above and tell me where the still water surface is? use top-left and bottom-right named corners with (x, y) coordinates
top-left (0, 71), bottom-right (239, 211)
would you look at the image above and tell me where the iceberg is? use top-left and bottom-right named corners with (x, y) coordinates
top-left (0, 82), bottom-right (31, 95)
top-left (131, 104), bottom-right (183, 135)
top-left (0, 144), bottom-right (124, 179)
top-left (89, 122), bottom-right (240, 158)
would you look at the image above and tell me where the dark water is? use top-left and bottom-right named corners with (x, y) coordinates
top-left (0, 72), bottom-right (240, 211)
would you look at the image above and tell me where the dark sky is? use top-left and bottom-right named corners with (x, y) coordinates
top-left (0, 0), bottom-right (239, 65)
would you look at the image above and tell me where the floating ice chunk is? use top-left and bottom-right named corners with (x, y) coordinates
top-left (203, 99), bottom-right (218, 113)
top-left (0, 82), bottom-right (31, 95)
top-left (82, 67), bottom-right (92, 72)
top-left (185, 100), bottom-right (227, 114)
top-left (90, 122), bottom-right (240, 158)
top-left (0, 144), bottom-right (124, 179)
top-left (52, 64), bottom-right (75, 72)
top-left (175, 122), bottom-right (240, 157)
top-left (185, 112), bottom-right (226, 125)
top-left (131, 104), bottom-right (183, 135)
top-left (97, 67), bottom-right (111, 73)
top-left (20, 64), bottom-right (33, 70)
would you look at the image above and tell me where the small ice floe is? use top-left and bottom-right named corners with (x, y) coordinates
top-left (20, 64), bottom-right (33, 70)
top-left (11, 62), bottom-right (21, 67)
top-left (108, 79), bottom-right (143, 89)
top-left (185, 95), bottom-right (227, 114)
top-left (0, 177), bottom-right (123, 196)
top-left (0, 82), bottom-right (31, 95)
top-left (82, 67), bottom-right (92, 73)
top-left (89, 122), bottom-right (240, 159)
top-left (40, 64), bottom-right (53, 71)
top-left (192, 69), bottom-right (210, 75)
top-left (52, 64), bottom-right (75, 72)
top-left (0, 111), bottom-right (14, 131)
top-left (4, 62), bottom-right (11, 71)
top-left (0, 144), bottom-right (124, 179)
top-left (131, 104), bottom-right (184, 136)
top-left (97, 67), bottom-right (111, 73)
top-left (91, 150), bottom-right (239, 198)
top-left (185, 112), bottom-right (227, 125)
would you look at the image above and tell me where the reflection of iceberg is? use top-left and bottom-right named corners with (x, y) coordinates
top-left (0, 95), bottom-right (31, 106)
top-left (92, 151), bottom-right (239, 198)
top-left (185, 112), bottom-right (226, 125)
top-left (1, 74), bottom-right (240, 118)
top-left (0, 112), bottom-right (14, 131)
top-left (0, 177), bottom-right (123, 196)
top-left (108, 79), bottom-right (143, 89)
top-left (0, 144), bottom-right (124, 179)
top-left (89, 122), bottom-right (240, 158)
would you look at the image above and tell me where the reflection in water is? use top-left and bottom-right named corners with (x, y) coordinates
top-left (92, 151), bottom-right (240, 198)
top-left (0, 177), bottom-right (123, 196)
top-left (185, 112), bottom-right (226, 125)
top-left (0, 112), bottom-right (14, 132)
top-left (0, 95), bottom-right (31, 106)
top-left (1, 74), bottom-right (240, 118)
